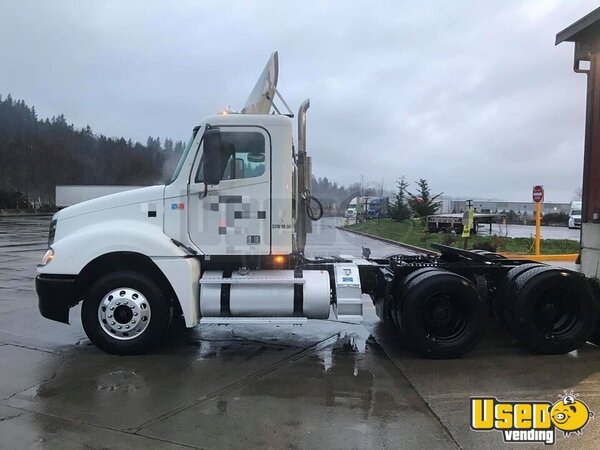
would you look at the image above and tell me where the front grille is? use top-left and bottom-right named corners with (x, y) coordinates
top-left (48, 219), bottom-right (57, 247)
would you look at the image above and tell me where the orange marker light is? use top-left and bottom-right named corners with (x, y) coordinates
top-left (273, 255), bottom-right (285, 265)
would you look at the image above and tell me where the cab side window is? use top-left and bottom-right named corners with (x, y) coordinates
top-left (196, 131), bottom-right (266, 183)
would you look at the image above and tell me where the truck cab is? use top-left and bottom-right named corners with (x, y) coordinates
top-left (35, 53), bottom-right (365, 355)
top-left (344, 197), bottom-right (358, 219)
top-left (165, 113), bottom-right (295, 256)
top-left (36, 106), bottom-right (342, 352)
top-left (367, 197), bottom-right (389, 219)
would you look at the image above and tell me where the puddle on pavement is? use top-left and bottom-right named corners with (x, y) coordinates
top-left (233, 333), bottom-right (409, 419)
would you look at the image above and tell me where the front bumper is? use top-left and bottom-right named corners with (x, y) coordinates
top-left (35, 274), bottom-right (76, 324)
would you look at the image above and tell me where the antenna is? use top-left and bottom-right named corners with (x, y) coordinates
top-left (241, 51), bottom-right (293, 116)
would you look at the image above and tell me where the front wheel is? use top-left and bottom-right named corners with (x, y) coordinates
top-left (81, 271), bottom-right (171, 354)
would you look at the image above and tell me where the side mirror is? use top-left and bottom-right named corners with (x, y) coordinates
top-left (202, 129), bottom-right (222, 185)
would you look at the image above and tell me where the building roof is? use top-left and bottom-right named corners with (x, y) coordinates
top-left (556, 6), bottom-right (600, 45)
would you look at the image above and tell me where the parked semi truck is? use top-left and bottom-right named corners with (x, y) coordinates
top-left (36, 52), bottom-right (600, 358)
top-left (569, 201), bottom-right (582, 229)
top-left (367, 197), bottom-right (389, 219)
top-left (344, 197), bottom-right (358, 219)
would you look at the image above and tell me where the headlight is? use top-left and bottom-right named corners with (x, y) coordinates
top-left (41, 248), bottom-right (54, 266)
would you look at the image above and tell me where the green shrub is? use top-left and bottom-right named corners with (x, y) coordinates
top-left (441, 233), bottom-right (458, 246)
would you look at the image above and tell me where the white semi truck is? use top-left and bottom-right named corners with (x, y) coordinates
top-left (36, 52), bottom-right (600, 358)
top-left (569, 201), bottom-right (582, 229)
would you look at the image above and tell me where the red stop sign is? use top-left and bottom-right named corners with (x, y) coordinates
top-left (532, 185), bottom-right (544, 203)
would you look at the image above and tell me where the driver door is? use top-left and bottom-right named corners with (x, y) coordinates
top-left (187, 126), bottom-right (271, 255)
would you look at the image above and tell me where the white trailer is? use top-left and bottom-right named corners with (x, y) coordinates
top-left (36, 53), bottom-right (600, 358)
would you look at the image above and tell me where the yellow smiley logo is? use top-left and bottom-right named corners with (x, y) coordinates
top-left (550, 395), bottom-right (593, 435)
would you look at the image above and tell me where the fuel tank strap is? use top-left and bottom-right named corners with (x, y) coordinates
top-left (293, 267), bottom-right (303, 317)
top-left (220, 270), bottom-right (232, 317)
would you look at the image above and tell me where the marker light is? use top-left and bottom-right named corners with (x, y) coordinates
top-left (273, 255), bottom-right (285, 265)
top-left (41, 248), bottom-right (54, 266)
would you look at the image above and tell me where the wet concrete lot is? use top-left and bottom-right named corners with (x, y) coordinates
top-left (1, 215), bottom-right (600, 449)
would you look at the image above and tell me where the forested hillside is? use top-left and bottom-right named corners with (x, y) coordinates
top-left (0, 94), bottom-right (184, 207)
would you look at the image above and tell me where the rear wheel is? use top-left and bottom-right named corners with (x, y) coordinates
top-left (398, 269), bottom-right (486, 359)
top-left (494, 263), bottom-right (542, 331)
top-left (389, 267), bottom-right (441, 330)
top-left (81, 271), bottom-right (171, 355)
top-left (508, 267), bottom-right (598, 354)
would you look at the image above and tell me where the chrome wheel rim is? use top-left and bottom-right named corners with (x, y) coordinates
top-left (98, 287), bottom-right (151, 340)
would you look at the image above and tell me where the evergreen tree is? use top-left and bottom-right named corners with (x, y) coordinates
top-left (163, 138), bottom-right (174, 152)
top-left (408, 178), bottom-right (442, 217)
top-left (0, 93), bottom-right (179, 207)
top-left (390, 176), bottom-right (411, 221)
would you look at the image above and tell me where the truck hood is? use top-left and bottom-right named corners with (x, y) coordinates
top-left (57, 186), bottom-right (166, 220)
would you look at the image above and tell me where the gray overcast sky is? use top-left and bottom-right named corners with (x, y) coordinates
top-left (0, 0), bottom-right (596, 202)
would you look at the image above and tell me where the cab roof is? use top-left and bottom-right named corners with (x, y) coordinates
top-left (199, 113), bottom-right (292, 128)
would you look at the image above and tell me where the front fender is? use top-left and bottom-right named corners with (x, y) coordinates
top-left (37, 220), bottom-right (201, 327)
top-left (39, 220), bottom-right (187, 276)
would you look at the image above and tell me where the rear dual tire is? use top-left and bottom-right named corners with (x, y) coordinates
top-left (390, 269), bottom-right (486, 359)
top-left (494, 263), bottom-right (542, 331)
top-left (389, 267), bottom-right (440, 330)
top-left (500, 266), bottom-right (598, 354)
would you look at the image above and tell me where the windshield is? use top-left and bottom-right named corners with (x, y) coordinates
top-left (572, 210), bottom-right (582, 216)
top-left (169, 127), bottom-right (199, 184)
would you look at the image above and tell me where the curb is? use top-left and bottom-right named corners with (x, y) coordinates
top-left (335, 226), bottom-right (437, 256)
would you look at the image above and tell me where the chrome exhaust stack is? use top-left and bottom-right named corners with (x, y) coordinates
top-left (296, 99), bottom-right (311, 253)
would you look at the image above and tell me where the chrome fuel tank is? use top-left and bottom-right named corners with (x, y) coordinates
top-left (199, 269), bottom-right (331, 318)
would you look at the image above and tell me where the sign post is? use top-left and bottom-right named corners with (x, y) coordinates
top-left (532, 185), bottom-right (544, 255)
top-left (462, 200), bottom-right (474, 249)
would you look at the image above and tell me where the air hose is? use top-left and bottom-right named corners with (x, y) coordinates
top-left (305, 193), bottom-right (323, 221)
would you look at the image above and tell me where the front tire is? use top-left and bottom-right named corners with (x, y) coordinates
top-left (81, 271), bottom-right (171, 355)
